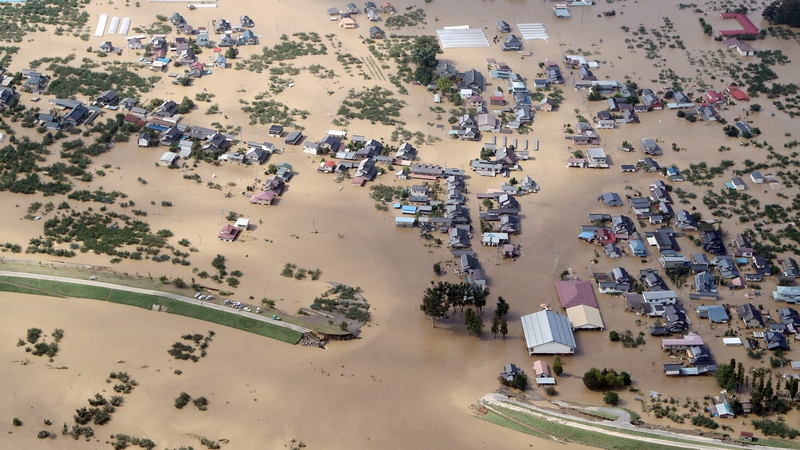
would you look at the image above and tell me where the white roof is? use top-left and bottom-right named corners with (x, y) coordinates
top-left (235, 218), bottom-right (250, 227)
top-left (723, 338), bottom-right (743, 345)
top-left (520, 310), bottom-right (576, 351)
top-left (643, 290), bottom-right (677, 300)
top-left (566, 305), bottom-right (604, 329)
top-left (160, 152), bottom-right (177, 162)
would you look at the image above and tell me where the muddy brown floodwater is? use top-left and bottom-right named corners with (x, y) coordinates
top-left (2, 0), bottom-right (800, 447)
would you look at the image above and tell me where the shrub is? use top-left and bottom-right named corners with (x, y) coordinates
top-left (609, 330), bottom-right (620, 341)
top-left (603, 390), bottom-right (620, 405)
top-left (544, 386), bottom-right (558, 396)
top-left (691, 414), bottom-right (719, 429)
top-left (175, 392), bottom-right (191, 409)
top-left (13, 418), bottom-right (22, 426)
top-left (193, 396), bottom-right (209, 411)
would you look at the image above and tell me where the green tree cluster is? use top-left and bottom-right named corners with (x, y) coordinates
top-left (582, 367), bottom-right (631, 391)
top-left (490, 296), bottom-right (509, 339)
top-left (764, 0), bottom-right (800, 27)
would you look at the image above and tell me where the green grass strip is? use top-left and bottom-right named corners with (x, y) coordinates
top-left (491, 405), bottom-right (687, 450)
top-left (107, 290), bottom-right (302, 344)
top-left (479, 410), bottom-right (548, 439)
top-left (0, 276), bottom-right (110, 300)
top-left (0, 280), bottom-right (61, 296)
top-left (1, 277), bottom-right (303, 345)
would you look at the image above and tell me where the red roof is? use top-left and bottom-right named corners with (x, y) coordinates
top-left (706, 90), bottom-right (724, 103)
top-left (740, 431), bottom-right (753, 437)
top-left (489, 95), bottom-right (505, 101)
top-left (123, 114), bottom-right (145, 126)
top-left (554, 280), bottom-right (599, 309)
top-left (719, 13), bottom-right (759, 36)
top-left (213, 47), bottom-right (222, 52)
top-left (727, 86), bottom-right (750, 101)
top-left (218, 224), bottom-right (240, 240)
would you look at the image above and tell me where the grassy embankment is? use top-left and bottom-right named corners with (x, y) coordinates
top-left (0, 276), bottom-right (302, 344)
top-left (481, 403), bottom-right (735, 450)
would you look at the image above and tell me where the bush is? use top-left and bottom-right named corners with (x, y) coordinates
top-left (175, 392), bottom-right (191, 409)
top-left (609, 330), bottom-right (620, 341)
top-left (603, 390), bottom-right (620, 405)
top-left (13, 418), bottom-right (22, 426)
top-left (691, 414), bottom-right (719, 429)
top-left (512, 372), bottom-right (528, 390)
top-left (583, 367), bottom-right (630, 391)
top-left (544, 386), bottom-right (557, 396)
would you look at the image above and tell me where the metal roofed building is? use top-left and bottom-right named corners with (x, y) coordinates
top-left (554, 280), bottom-right (599, 309)
top-left (566, 305), bottom-right (604, 330)
top-left (521, 310), bottom-right (576, 355)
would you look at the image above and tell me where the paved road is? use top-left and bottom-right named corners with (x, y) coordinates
top-left (0, 271), bottom-right (310, 334)
top-left (481, 394), bottom-right (783, 450)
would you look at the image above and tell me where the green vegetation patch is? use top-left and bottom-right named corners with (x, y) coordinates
top-left (43, 59), bottom-right (153, 100)
top-left (490, 405), bottom-right (685, 450)
top-left (384, 8), bottom-right (427, 28)
top-left (0, 0), bottom-right (89, 43)
top-left (240, 95), bottom-right (309, 127)
top-left (0, 275), bottom-right (110, 299)
top-left (234, 32), bottom-right (327, 73)
top-left (478, 410), bottom-right (547, 439)
top-left (337, 86), bottom-right (406, 126)
top-left (0, 276), bottom-right (302, 344)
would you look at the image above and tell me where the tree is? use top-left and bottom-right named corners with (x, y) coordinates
top-left (490, 315), bottom-right (500, 338)
top-left (603, 391), bottom-right (619, 405)
top-left (512, 372), bottom-right (527, 390)
top-left (553, 356), bottom-right (563, 376)
top-left (609, 330), bottom-right (620, 342)
top-left (495, 297), bottom-right (510, 318)
top-left (433, 262), bottom-right (441, 275)
top-left (750, 103), bottom-right (762, 112)
top-left (420, 281), bottom-right (450, 327)
top-left (499, 317), bottom-right (508, 338)
top-left (465, 307), bottom-right (484, 336)
top-left (436, 76), bottom-right (452, 92)
top-left (583, 367), bottom-right (628, 391)
top-left (173, 277), bottom-right (186, 288)
top-left (176, 96), bottom-right (195, 114)
top-left (473, 287), bottom-right (488, 314)
top-left (225, 47), bottom-right (237, 60)
top-left (764, 0), bottom-right (800, 27)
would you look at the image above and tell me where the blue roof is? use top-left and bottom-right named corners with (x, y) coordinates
top-left (395, 217), bottom-right (415, 223)
top-left (578, 231), bottom-right (595, 240)
top-left (147, 124), bottom-right (168, 131)
top-left (401, 205), bottom-right (418, 214)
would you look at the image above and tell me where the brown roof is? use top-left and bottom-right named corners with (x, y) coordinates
top-left (554, 280), bottom-right (599, 309)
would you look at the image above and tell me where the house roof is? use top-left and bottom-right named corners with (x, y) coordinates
top-left (662, 332), bottom-right (704, 347)
top-left (520, 310), bottom-right (577, 351)
top-left (554, 280), bottom-right (598, 309)
top-left (566, 305), bottom-right (604, 329)
top-left (533, 360), bottom-right (550, 377)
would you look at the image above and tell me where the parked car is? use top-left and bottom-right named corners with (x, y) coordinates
top-left (243, 307), bottom-right (251, 312)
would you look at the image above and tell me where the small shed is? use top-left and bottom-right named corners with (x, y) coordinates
top-left (235, 218), bottom-right (250, 230)
top-left (395, 217), bottom-right (415, 227)
top-left (532, 360), bottom-right (556, 385)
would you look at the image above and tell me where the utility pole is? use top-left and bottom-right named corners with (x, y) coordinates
top-left (311, 219), bottom-right (317, 234)
top-left (220, 208), bottom-right (223, 224)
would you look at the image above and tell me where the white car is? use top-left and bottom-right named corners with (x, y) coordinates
top-left (198, 295), bottom-right (206, 300)
top-left (194, 293), bottom-right (202, 298)
top-left (206, 295), bottom-right (215, 300)
top-left (223, 300), bottom-right (233, 305)
top-left (256, 307), bottom-right (263, 314)
top-left (89, 276), bottom-right (97, 280)
top-left (243, 307), bottom-right (251, 312)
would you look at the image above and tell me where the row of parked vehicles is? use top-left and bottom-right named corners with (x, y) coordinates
top-left (196, 292), bottom-right (267, 315)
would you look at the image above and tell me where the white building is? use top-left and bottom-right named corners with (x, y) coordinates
top-left (521, 310), bottom-right (576, 355)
